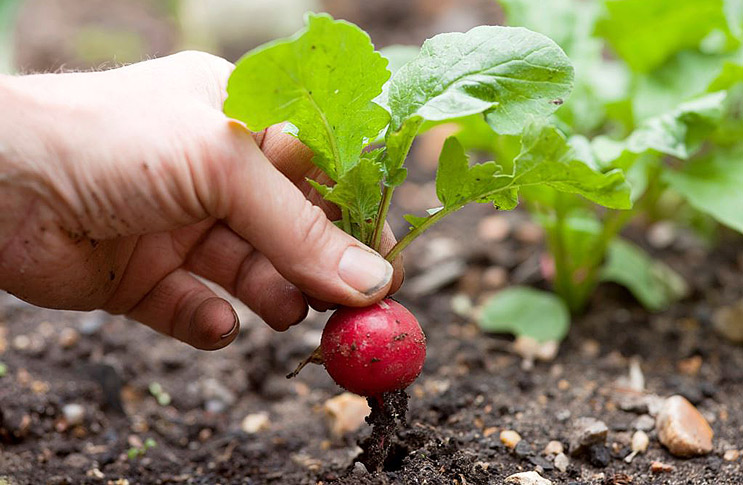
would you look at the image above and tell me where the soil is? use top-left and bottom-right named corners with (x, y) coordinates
top-left (3, 1), bottom-right (743, 484)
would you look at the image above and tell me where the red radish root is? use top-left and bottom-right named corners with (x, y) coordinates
top-left (320, 298), bottom-right (426, 397)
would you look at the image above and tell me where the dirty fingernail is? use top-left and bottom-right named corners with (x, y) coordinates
top-left (338, 246), bottom-right (393, 295)
top-left (221, 307), bottom-right (240, 339)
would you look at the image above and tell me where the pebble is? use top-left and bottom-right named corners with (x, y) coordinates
top-left (404, 259), bottom-right (467, 297)
top-left (713, 301), bottom-right (743, 343)
top-left (512, 337), bottom-right (559, 370)
top-left (569, 417), bottom-right (608, 456)
top-left (657, 395), bottom-right (713, 457)
top-left (647, 221), bottom-right (677, 248)
top-left (650, 461), bottom-right (674, 474)
top-left (554, 453), bottom-right (569, 472)
top-left (631, 430), bottom-right (649, 453)
top-left (588, 444), bottom-right (610, 468)
top-left (58, 328), bottom-right (80, 349)
top-left (62, 404), bottom-right (86, 426)
top-left (199, 378), bottom-right (236, 408)
top-left (240, 412), bottom-right (270, 434)
top-left (481, 266), bottom-right (508, 290)
top-left (352, 461), bottom-right (368, 476)
top-left (477, 215), bottom-right (511, 242)
top-left (78, 311), bottom-right (108, 335)
top-left (505, 471), bottom-right (552, 485)
top-left (323, 393), bottom-right (370, 438)
top-left (677, 355), bottom-right (703, 376)
top-left (543, 440), bottom-right (564, 456)
top-left (723, 449), bottom-right (740, 461)
top-left (514, 439), bottom-right (533, 458)
top-left (500, 430), bottom-right (522, 450)
top-left (514, 222), bottom-right (543, 244)
top-left (632, 414), bottom-right (656, 431)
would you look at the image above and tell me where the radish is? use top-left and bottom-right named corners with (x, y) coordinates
top-left (320, 298), bottom-right (426, 398)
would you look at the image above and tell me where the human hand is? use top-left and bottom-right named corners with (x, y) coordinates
top-left (0, 51), bottom-right (403, 350)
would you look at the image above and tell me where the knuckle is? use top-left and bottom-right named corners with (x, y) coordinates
top-left (297, 202), bottom-right (332, 250)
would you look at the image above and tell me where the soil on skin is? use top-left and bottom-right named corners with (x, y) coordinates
top-left (4, 1), bottom-right (743, 484)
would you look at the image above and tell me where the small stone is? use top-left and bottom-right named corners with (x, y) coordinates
top-left (543, 440), bottom-right (564, 456)
top-left (657, 395), bottom-right (713, 457)
top-left (240, 412), bottom-right (270, 434)
top-left (723, 449), bottom-right (740, 461)
top-left (478, 215), bottom-right (511, 242)
top-left (58, 328), bottom-right (80, 349)
top-left (514, 439), bottom-right (533, 458)
top-left (648, 221), bottom-right (677, 248)
top-left (650, 461), bottom-right (674, 474)
top-left (580, 339), bottom-right (601, 358)
top-left (481, 266), bottom-right (508, 290)
top-left (352, 462), bottom-right (368, 476)
top-left (12, 335), bottom-right (30, 350)
top-left (514, 222), bottom-right (543, 244)
top-left (513, 336), bottom-right (559, 370)
top-left (677, 355), bottom-right (703, 376)
top-left (62, 404), bottom-right (86, 426)
top-left (713, 302), bottom-right (743, 343)
top-left (631, 430), bottom-right (649, 453)
top-left (78, 311), bottom-right (108, 335)
top-left (500, 430), bottom-right (522, 450)
top-left (555, 409), bottom-right (571, 422)
top-left (569, 417), bottom-right (608, 456)
top-left (86, 468), bottom-right (105, 479)
top-left (323, 393), bottom-right (370, 438)
top-left (554, 453), bottom-right (569, 472)
top-left (632, 414), bottom-right (655, 431)
top-left (588, 444), bottom-right (610, 468)
top-left (505, 471), bottom-right (552, 485)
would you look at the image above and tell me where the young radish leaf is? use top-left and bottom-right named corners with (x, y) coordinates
top-left (601, 239), bottom-right (688, 311)
top-left (596, 0), bottom-right (731, 73)
top-left (308, 151), bottom-right (385, 240)
top-left (382, 25), bottom-right (574, 190)
top-left (401, 124), bottom-right (631, 240)
top-left (478, 286), bottom-right (570, 342)
top-left (224, 13), bottom-right (390, 182)
top-left (663, 147), bottom-right (743, 233)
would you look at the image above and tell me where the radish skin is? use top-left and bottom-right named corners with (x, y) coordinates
top-left (321, 299), bottom-right (426, 397)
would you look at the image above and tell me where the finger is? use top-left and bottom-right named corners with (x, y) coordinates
top-left (379, 223), bottom-right (404, 294)
top-left (127, 268), bottom-right (239, 350)
top-left (184, 222), bottom-right (308, 330)
top-left (259, 125), bottom-right (404, 293)
top-left (195, 121), bottom-right (393, 307)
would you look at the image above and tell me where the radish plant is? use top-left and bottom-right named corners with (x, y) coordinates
top-left (471, 0), bottom-right (743, 331)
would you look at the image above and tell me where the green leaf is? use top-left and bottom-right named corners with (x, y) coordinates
top-left (314, 151), bottom-right (384, 224)
top-left (388, 26), bottom-right (574, 135)
top-left (510, 124), bottom-right (632, 209)
top-left (478, 286), bottom-right (570, 342)
top-left (435, 137), bottom-right (517, 211)
top-left (431, 123), bottom-right (631, 219)
top-left (601, 239), bottom-right (688, 311)
top-left (224, 13), bottom-right (390, 181)
top-left (663, 147), bottom-right (743, 233)
top-left (708, 61), bottom-right (743, 91)
top-left (596, 0), bottom-right (731, 72)
top-left (632, 51), bottom-right (731, 121)
top-left (625, 91), bottom-right (728, 159)
top-left (0, 0), bottom-right (22, 74)
top-left (725, 0), bottom-right (743, 39)
top-left (500, 0), bottom-right (630, 134)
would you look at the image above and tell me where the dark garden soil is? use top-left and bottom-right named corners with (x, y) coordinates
top-left (1, 199), bottom-right (742, 484)
top-left (4, 1), bottom-right (743, 484)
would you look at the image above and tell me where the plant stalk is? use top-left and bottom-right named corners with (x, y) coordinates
top-left (385, 207), bottom-right (452, 262)
top-left (370, 185), bottom-right (394, 250)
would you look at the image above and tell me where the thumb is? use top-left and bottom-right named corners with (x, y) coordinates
top-left (203, 121), bottom-right (394, 307)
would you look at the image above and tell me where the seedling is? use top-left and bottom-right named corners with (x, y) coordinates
top-left (473, 0), bottom-right (743, 338)
top-left (127, 437), bottom-right (156, 460)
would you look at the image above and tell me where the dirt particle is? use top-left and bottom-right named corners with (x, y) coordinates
top-left (393, 333), bottom-right (408, 341)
